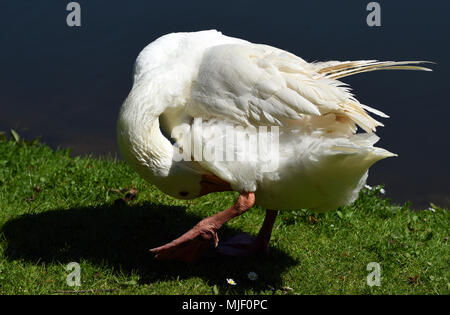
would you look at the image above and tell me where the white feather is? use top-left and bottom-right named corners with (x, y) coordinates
top-left (117, 30), bottom-right (430, 211)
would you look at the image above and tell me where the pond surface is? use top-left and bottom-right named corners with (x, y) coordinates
top-left (1, 1), bottom-right (449, 208)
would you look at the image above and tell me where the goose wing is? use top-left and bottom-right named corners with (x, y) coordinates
top-left (188, 43), bottom-right (431, 132)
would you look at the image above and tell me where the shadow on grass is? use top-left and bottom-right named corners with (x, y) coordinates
top-left (1, 202), bottom-right (297, 292)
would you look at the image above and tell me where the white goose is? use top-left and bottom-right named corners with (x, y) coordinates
top-left (117, 30), bottom-right (430, 262)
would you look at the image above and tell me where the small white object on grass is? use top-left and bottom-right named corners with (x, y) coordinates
top-left (226, 278), bottom-right (237, 285)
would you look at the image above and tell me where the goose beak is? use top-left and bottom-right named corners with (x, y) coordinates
top-left (199, 174), bottom-right (232, 196)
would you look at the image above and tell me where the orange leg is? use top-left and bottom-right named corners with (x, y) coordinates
top-left (254, 209), bottom-right (278, 253)
top-left (150, 192), bottom-right (255, 263)
top-left (217, 209), bottom-right (278, 256)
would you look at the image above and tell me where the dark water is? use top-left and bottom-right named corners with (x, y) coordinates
top-left (1, 1), bottom-right (449, 208)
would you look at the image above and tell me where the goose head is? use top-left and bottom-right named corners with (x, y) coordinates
top-left (117, 31), bottom-right (234, 200)
top-left (116, 33), bottom-right (202, 200)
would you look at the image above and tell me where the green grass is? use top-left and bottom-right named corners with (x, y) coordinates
top-left (0, 134), bottom-right (448, 295)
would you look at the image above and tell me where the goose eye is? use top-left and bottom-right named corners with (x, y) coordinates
top-left (179, 191), bottom-right (189, 197)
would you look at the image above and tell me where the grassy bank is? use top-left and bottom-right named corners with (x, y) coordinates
top-left (0, 135), bottom-right (448, 294)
